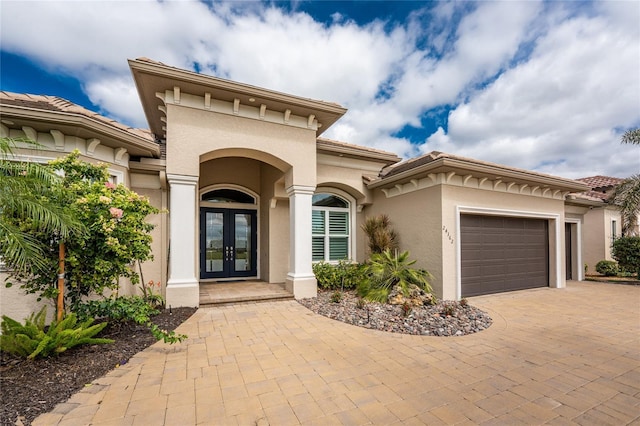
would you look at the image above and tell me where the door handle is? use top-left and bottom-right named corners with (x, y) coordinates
top-left (225, 246), bottom-right (234, 261)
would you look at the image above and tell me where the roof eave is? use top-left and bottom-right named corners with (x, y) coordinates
top-left (316, 140), bottom-right (401, 165)
top-left (0, 104), bottom-right (160, 158)
top-left (129, 58), bottom-right (348, 138)
top-left (564, 196), bottom-right (611, 207)
top-left (368, 157), bottom-right (590, 192)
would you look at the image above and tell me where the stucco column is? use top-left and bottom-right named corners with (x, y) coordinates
top-left (166, 174), bottom-right (199, 307)
top-left (285, 184), bottom-right (317, 299)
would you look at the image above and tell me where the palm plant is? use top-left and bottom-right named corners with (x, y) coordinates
top-left (0, 137), bottom-right (81, 273)
top-left (610, 129), bottom-right (640, 236)
top-left (357, 249), bottom-right (432, 303)
top-left (361, 214), bottom-right (399, 254)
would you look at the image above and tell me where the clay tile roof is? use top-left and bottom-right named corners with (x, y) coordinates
top-left (576, 175), bottom-right (624, 190)
top-left (574, 175), bottom-right (624, 202)
top-left (380, 151), bottom-right (445, 177)
top-left (0, 91), bottom-right (154, 142)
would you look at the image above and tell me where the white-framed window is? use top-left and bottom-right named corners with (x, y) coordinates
top-left (611, 219), bottom-right (618, 242)
top-left (108, 169), bottom-right (124, 186)
top-left (312, 193), bottom-right (351, 262)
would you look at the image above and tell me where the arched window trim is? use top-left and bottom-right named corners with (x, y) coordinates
top-left (199, 184), bottom-right (259, 210)
top-left (312, 187), bottom-right (357, 263)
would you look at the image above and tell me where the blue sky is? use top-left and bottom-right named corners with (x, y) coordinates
top-left (1, 1), bottom-right (638, 178)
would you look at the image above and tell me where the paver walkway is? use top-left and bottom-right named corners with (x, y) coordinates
top-left (35, 281), bottom-right (639, 425)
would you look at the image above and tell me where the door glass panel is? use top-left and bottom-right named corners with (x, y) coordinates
top-left (205, 212), bottom-right (224, 273)
top-left (234, 213), bottom-right (251, 272)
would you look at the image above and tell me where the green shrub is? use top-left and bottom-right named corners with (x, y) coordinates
top-left (330, 291), bottom-right (343, 303)
top-left (313, 260), bottom-right (366, 290)
top-left (595, 260), bottom-right (618, 276)
top-left (357, 250), bottom-right (433, 303)
top-left (75, 296), bottom-right (159, 324)
top-left (612, 236), bottom-right (640, 278)
top-left (0, 307), bottom-right (113, 359)
top-left (75, 296), bottom-right (187, 344)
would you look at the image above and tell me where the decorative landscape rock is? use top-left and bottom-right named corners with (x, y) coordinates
top-left (299, 290), bottom-right (492, 336)
top-left (387, 283), bottom-right (436, 306)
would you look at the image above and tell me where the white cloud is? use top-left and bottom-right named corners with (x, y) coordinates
top-left (0, 1), bottom-right (637, 178)
top-left (430, 3), bottom-right (640, 178)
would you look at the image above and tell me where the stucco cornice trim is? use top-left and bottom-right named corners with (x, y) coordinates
top-left (369, 157), bottom-right (589, 193)
top-left (129, 58), bottom-right (347, 138)
top-left (0, 103), bottom-right (160, 158)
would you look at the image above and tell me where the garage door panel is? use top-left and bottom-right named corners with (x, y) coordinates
top-left (461, 214), bottom-right (549, 297)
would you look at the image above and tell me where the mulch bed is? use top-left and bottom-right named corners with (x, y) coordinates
top-left (0, 307), bottom-right (196, 426)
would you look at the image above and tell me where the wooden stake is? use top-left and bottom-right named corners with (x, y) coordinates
top-left (57, 242), bottom-right (65, 322)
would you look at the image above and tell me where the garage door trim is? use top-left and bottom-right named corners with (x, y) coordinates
top-left (455, 206), bottom-right (562, 299)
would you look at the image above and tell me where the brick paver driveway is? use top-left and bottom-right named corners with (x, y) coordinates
top-left (36, 281), bottom-right (639, 425)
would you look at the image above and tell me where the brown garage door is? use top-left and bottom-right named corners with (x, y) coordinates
top-left (461, 214), bottom-right (549, 297)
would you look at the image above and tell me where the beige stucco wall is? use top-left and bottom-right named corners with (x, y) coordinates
top-left (166, 105), bottom-right (317, 188)
top-left (582, 207), bottom-right (621, 272)
top-left (367, 185), bottom-right (444, 296)
top-left (0, 273), bottom-right (56, 324)
top-left (259, 165), bottom-right (290, 283)
top-left (200, 157), bottom-right (262, 194)
top-left (316, 154), bottom-right (383, 204)
top-left (131, 175), bottom-right (167, 297)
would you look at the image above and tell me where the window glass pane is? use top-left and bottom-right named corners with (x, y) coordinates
top-left (202, 189), bottom-right (255, 204)
top-left (234, 213), bottom-right (251, 272)
top-left (312, 193), bottom-right (348, 208)
top-left (329, 237), bottom-right (349, 260)
top-left (312, 237), bottom-right (325, 261)
top-left (312, 210), bottom-right (325, 235)
top-left (329, 211), bottom-right (348, 235)
top-left (205, 212), bottom-right (224, 273)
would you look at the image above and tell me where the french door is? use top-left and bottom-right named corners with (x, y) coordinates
top-left (200, 208), bottom-right (257, 279)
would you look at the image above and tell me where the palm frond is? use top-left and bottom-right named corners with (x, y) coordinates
top-left (610, 174), bottom-right (640, 235)
top-left (621, 129), bottom-right (640, 145)
top-left (0, 220), bottom-right (48, 273)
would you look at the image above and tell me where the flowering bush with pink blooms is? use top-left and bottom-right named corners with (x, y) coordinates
top-left (6, 151), bottom-right (159, 310)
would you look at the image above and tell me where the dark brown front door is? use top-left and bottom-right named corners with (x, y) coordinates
top-left (461, 214), bottom-right (549, 297)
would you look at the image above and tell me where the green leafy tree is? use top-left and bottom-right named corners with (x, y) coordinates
top-left (6, 151), bottom-right (159, 310)
top-left (612, 236), bottom-right (640, 278)
top-left (0, 137), bottom-right (81, 273)
top-left (611, 129), bottom-right (640, 236)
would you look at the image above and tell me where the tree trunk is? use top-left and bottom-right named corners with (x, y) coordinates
top-left (57, 242), bottom-right (65, 322)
